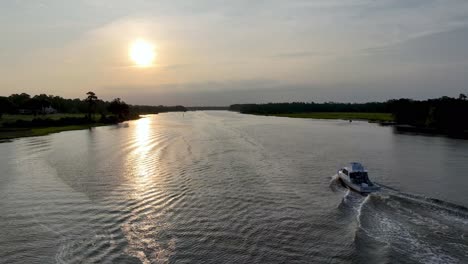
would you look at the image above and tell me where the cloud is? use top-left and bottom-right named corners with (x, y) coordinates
top-left (3, 0), bottom-right (468, 103)
top-left (360, 26), bottom-right (468, 64)
top-left (270, 51), bottom-right (331, 59)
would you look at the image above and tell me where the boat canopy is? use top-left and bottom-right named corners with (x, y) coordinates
top-left (345, 162), bottom-right (367, 172)
top-left (338, 162), bottom-right (379, 191)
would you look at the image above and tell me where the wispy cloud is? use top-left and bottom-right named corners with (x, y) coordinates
top-left (269, 51), bottom-right (331, 59)
top-left (2, 0), bottom-right (468, 103)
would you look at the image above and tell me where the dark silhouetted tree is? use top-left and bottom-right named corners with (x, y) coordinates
top-left (8, 93), bottom-right (31, 109)
top-left (108, 98), bottom-right (130, 120)
top-left (85, 91), bottom-right (98, 120)
top-left (24, 98), bottom-right (43, 116)
top-left (0, 97), bottom-right (14, 118)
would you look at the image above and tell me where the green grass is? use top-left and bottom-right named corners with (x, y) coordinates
top-left (0, 114), bottom-right (108, 141)
top-left (0, 124), bottom-right (108, 141)
top-left (31, 125), bottom-right (99, 136)
top-left (274, 112), bottom-right (394, 122)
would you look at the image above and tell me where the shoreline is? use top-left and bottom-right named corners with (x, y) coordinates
top-left (393, 124), bottom-right (468, 139)
top-left (239, 112), bottom-right (468, 139)
top-left (0, 115), bottom-right (142, 142)
top-left (0, 123), bottom-right (112, 142)
top-left (255, 112), bottom-right (393, 122)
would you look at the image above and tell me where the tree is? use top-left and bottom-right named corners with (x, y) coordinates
top-left (23, 98), bottom-right (46, 116)
top-left (85, 91), bottom-right (98, 120)
top-left (0, 97), bottom-right (14, 118)
top-left (8, 93), bottom-right (31, 109)
top-left (459, 93), bottom-right (467, 100)
top-left (108, 98), bottom-right (130, 120)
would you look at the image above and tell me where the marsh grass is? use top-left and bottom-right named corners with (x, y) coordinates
top-left (274, 112), bottom-right (393, 122)
top-left (0, 114), bottom-right (106, 140)
top-left (0, 114), bottom-right (87, 125)
top-left (0, 124), bottom-right (109, 140)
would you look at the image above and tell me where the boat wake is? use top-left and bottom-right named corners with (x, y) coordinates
top-left (329, 174), bottom-right (348, 193)
top-left (336, 183), bottom-right (468, 263)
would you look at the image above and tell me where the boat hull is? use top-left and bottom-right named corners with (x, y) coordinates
top-left (337, 173), bottom-right (380, 194)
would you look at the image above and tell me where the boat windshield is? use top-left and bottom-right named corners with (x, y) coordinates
top-left (349, 172), bottom-right (372, 185)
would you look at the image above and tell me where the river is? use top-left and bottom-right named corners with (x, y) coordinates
top-left (0, 111), bottom-right (467, 263)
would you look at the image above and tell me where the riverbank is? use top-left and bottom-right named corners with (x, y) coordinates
top-left (271, 112), bottom-right (393, 122)
top-left (394, 124), bottom-right (468, 139)
top-left (0, 114), bottom-right (138, 142)
top-left (0, 124), bottom-right (109, 142)
top-left (267, 112), bottom-right (468, 138)
top-left (0, 113), bottom-right (87, 125)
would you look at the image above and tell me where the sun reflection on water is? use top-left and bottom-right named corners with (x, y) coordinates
top-left (128, 116), bottom-right (167, 191)
top-left (135, 117), bottom-right (151, 155)
top-left (133, 117), bottom-right (153, 180)
top-left (123, 116), bottom-right (175, 263)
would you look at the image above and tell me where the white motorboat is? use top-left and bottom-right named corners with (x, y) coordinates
top-left (337, 162), bottom-right (380, 194)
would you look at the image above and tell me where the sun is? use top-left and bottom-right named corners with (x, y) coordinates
top-left (129, 39), bottom-right (156, 67)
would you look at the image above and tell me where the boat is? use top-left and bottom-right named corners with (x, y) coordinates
top-left (337, 162), bottom-right (380, 194)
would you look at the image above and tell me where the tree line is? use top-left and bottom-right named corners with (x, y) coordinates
top-left (0, 92), bottom-right (187, 119)
top-left (0, 92), bottom-right (187, 128)
top-left (230, 94), bottom-right (468, 133)
top-left (388, 96), bottom-right (468, 132)
top-left (229, 102), bottom-right (389, 114)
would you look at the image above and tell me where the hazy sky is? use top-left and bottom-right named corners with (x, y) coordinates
top-left (1, 0), bottom-right (468, 105)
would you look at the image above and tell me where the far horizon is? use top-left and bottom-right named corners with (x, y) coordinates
top-left (2, 1), bottom-right (468, 105)
top-left (2, 90), bottom-right (466, 108)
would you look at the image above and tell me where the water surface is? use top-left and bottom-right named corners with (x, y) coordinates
top-left (1, 111), bottom-right (467, 263)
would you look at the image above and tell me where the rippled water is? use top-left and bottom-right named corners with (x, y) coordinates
top-left (0, 111), bottom-right (467, 263)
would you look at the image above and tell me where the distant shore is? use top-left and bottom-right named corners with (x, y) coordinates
top-left (255, 112), bottom-right (468, 139)
top-left (235, 111), bottom-right (468, 139)
top-left (270, 112), bottom-right (393, 122)
top-left (0, 92), bottom-right (190, 142)
top-left (229, 97), bottom-right (468, 139)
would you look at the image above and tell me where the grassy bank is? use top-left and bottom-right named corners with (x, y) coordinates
top-left (0, 124), bottom-right (109, 141)
top-left (0, 114), bottom-right (126, 141)
top-left (0, 113), bottom-right (86, 125)
top-left (273, 112), bottom-right (394, 122)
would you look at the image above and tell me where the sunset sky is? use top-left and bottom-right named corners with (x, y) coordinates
top-left (2, 0), bottom-right (468, 105)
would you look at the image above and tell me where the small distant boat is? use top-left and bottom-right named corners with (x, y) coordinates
top-left (337, 162), bottom-right (380, 194)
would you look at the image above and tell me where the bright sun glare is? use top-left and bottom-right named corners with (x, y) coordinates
top-left (130, 39), bottom-right (155, 67)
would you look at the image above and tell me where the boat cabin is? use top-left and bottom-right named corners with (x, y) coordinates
top-left (341, 162), bottom-right (373, 185)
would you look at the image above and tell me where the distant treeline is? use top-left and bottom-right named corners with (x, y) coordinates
top-left (230, 94), bottom-right (468, 133)
top-left (0, 92), bottom-right (187, 129)
top-left (0, 93), bottom-right (187, 117)
top-left (229, 102), bottom-right (389, 114)
top-left (187, 106), bottom-right (229, 111)
top-left (130, 105), bottom-right (187, 114)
